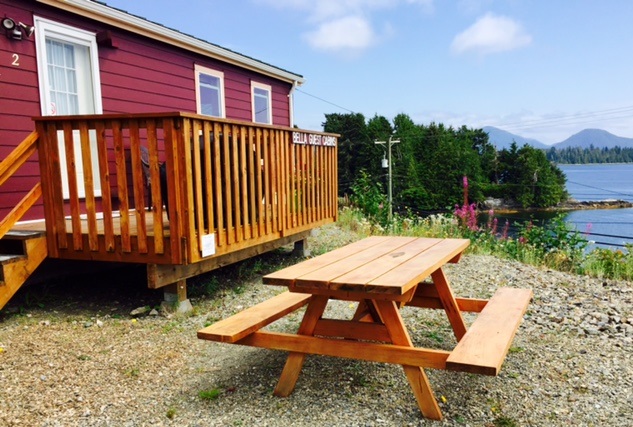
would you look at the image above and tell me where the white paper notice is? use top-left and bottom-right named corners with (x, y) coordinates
top-left (201, 233), bottom-right (216, 257)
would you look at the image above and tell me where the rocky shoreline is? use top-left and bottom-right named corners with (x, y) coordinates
top-left (556, 199), bottom-right (633, 210)
top-left (483, 197), bottom-right (633, 212)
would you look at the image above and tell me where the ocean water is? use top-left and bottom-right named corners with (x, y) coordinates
top-left (483, 164), bottom-right (633, 250)
top-left (558, 164), bottom-right (633, 250)
top-left (560, 164), bottom-right (633, 203)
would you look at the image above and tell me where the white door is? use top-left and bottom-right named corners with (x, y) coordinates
top-left (35, 17), bottom-right (103, 198)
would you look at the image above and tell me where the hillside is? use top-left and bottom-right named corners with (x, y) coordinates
top-left (554, 128), bottom-right (633, 149)
top-left (483, 126), bottom-right (548, 150)
top-left (483, 126), bottom-right (633, 150)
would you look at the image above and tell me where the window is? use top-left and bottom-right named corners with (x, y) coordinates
top-left (195, 65), bottom-right (225, 117)
top-left (251, 82), bottom-right (272, 124)
top-left (34, 16), bottom-right (103, 198)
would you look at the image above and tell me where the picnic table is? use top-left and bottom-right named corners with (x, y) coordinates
top-left (198, 236), bottom-right (532, 420)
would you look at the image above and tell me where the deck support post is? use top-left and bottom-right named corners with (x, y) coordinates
top-left (293, 237), bottom-right (310, 257)
top-left (161, 279), bottom-right (193, 313)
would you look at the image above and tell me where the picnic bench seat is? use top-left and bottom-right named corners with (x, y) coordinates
top-left (197, 291), bottom-right (312, 343)
top-left (446, 287), bottom-right (533, 376)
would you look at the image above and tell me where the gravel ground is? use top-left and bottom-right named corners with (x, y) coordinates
top-left (1, 225), bottom-right (632, 427)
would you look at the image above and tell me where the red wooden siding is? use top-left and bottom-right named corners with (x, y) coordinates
top-left (0, 1), bottom-right (43, 218)
top-left (0, 0), bottom-right (298, 221)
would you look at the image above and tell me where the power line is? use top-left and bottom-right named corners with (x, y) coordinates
top-left (570, 221), bottom-right (633, 225)
top-left (498, 105), bottom-right (633, 132)
top-left (295, 88), bottom-right (356, 114)
top-left (567, 180), bottom-right (633, 199)
top-left (296, 81), bottom-right (633, 136)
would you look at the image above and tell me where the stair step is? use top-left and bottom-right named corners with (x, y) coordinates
top-left (1, 254), bottom-right (26, 265)
top-left (0, 231), bottom-right (46, 256)
top-left (0, 232), bottom-right (47, 309)
top-left (2, 230), bottom-right (46, 240)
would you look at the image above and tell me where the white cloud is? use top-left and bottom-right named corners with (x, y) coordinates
top-left (304, 16), bottom-right (377, 52)
top-left (256, 0), bottom-right (433, 54)
top-left (451, 12), bottom-right (532, 56)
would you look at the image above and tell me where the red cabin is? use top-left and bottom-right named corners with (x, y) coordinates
top-left (0, 0), bottom-right (338, 310)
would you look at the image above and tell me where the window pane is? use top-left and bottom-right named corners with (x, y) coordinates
top-left (200, 87), bottom-right (220, 116)
top-left (253, 87), bottom-right (270, 124)
top-left (47, 40), bottom-right (63, 66)
top-left (200, 74), bottom-right (219, 88)
top-left (64, 43), bottom-right (75, 68)
top-left (45, 38), bottom-right (85, 115)
top-left (67, 69), bottom-right (77, 93)
top-left (198, 73), bottom-right (221, 117)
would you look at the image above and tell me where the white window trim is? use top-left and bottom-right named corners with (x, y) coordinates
top-left (33, 16), bottom-right (103, 116)
top-left (194, 64), bottom-right (226, 118)
top-left (251, 81), bottom-right (272, 124)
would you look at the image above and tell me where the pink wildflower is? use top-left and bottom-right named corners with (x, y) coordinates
top-left (501, 220), bottom-right (510, 239)
top-left (584, 223), bottom-right (593, 237)
top-left (467, 203), bottom-right (478, 231)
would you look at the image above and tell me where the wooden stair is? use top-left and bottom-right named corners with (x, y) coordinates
top-left (0, 230), bottom-right (48, 310)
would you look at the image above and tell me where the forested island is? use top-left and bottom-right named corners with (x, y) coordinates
top-left (546, 146), bottom-right (633, 164)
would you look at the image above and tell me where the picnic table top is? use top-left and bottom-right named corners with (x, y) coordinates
top-left (264, 236), bottom-right (470, 297)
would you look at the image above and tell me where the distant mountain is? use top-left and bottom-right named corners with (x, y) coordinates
top-left (483, 126), bottom-right (549, 150)
top-left (553, 129), bottom-right (633, 149)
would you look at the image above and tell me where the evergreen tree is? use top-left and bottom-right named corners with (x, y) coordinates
top-left (323, 113), bottom-right (369, 196)
top-left (323, 113), bottom-right (567, 211)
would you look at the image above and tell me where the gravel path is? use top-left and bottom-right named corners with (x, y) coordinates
top-left (1, 227), bottom-right (632, 426)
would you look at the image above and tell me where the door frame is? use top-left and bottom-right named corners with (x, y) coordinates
top-left (34, 16), bottom-right (104, 199)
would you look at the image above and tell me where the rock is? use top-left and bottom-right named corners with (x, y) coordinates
top-left (130, 306), bottom-right (151, 317)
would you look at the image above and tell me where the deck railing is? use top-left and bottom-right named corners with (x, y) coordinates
top-left (34, 113), bottom-right (338, 265)
top-left (0, 131), bottom-right (42, 239)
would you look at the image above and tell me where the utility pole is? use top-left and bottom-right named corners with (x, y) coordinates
top-left (375, 136), bottom-right (400, 223)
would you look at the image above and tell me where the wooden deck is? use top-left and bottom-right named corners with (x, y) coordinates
top-left (1, 113), bottom-right (338, 310)
top-left (12, 212), bottom-right (168, 235)
top-left (31, 113), bottom-right (338, 266)
top-left (12, 212), bottom-right (172, 263)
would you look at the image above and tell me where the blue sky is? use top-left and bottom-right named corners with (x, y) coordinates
top-left (104, 0), bottom-right (633, 144)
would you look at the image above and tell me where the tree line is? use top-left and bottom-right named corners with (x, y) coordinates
top-left (323, 113), bottom-right (568, 215)
top-left (546, 146), bottom-right (633, 164)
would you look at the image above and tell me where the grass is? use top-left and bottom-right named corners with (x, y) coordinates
top-left (198, 388), bottom-right (222, 401)
top-left (165, 407), bottom-right (176, 419)
top-left (493, 415), bottom-right (519, 427)
top-left (425, 331), bottom-right (444, 344)
top-left (126, 368), bottom-right (140, 377)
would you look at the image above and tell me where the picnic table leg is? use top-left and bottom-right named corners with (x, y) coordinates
top-left (431, 268), bottom-right (467, 341)
top-left (352, 300), bottom-right (382, 322)
top-left (273, 295), bottom-right (329, 397)
top-left (374, 300), bottom-right (442, 420)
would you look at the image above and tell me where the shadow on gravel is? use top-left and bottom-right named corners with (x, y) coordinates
top-left (1, 246), bottom-right (304, 320)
